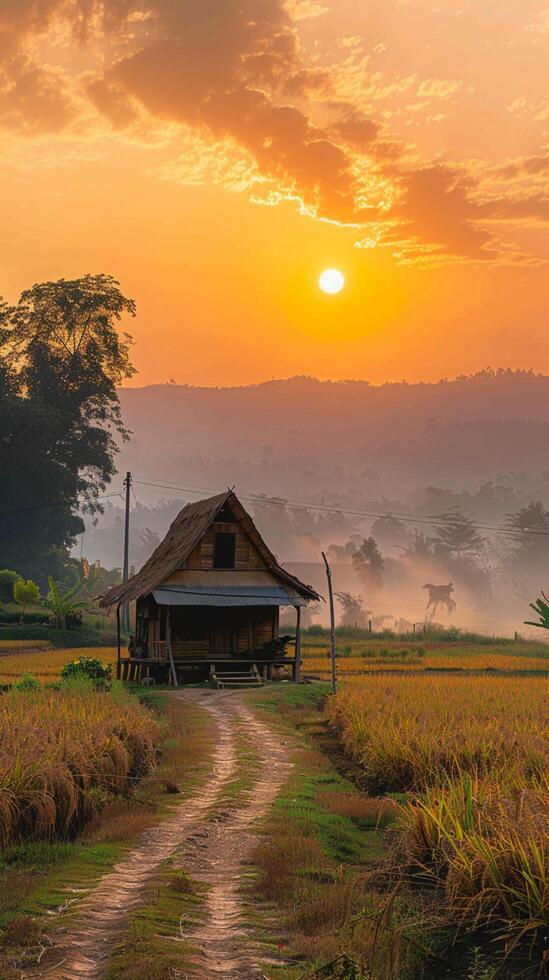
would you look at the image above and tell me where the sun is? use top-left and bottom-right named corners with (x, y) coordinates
top-left (319, 268), bottom-right (345, 294)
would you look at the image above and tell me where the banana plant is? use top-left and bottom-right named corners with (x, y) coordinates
top-left (42, 576), bottom-right (89, 630)
top-left (524, 591), bottom-right (549, 630)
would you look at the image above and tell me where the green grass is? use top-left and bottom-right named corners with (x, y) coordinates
top-left (271, 758), bottom-right (383, 865)
top-left (106, 859), bottom-right (206, 979)
top-left (245, 684), bottom-right (402, 977)
top-left (0, 840), bottom-right (130, 923)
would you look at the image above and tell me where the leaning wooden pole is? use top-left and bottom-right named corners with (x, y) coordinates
top-left (122, 471), bottom-right (132, 634)
top-left (321, 551), bottom-right (337, 695)
top-left (166, 606), bottom-right (178, 687)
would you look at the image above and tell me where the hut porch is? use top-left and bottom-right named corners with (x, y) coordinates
top-left (103, 489), bottom-right (320, 686)
top-left (118, 588), bottom-right (304, 685)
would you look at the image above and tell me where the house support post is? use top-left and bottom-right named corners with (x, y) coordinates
top-left (166, 606), bottom-right (178, 687)
top-left (294, 605), bottom-right (302, 684)
top-left (116, 604), bottom-right (121, 680)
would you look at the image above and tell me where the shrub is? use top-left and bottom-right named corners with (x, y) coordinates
top-left (60, 656), bottom-right (112, 690)
top-left (0, 611), bottom-right (51, 625)
top-left (13, 675), bottom-right (41, 693)
top-left (0, 570), bottom-right (23, 605)
top-left (13, 579), bottom-right (40, 619)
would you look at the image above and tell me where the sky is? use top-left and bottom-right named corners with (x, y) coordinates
top-left (0, 0), bottom-right (548, 386)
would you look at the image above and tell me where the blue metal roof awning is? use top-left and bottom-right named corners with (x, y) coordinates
top-left (152, 586), bottom-right (309, 607)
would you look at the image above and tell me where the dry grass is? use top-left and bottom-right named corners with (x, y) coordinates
top-left (400, 773), bottom-right (548, 952)
top-left (315, 790), bottom-right (398, 828)
top-left (326, 674), bottom-right (549, 956)
top-left (0, 684), bottom-right (157, 850)
top-left (0, 646), bottom-right (115, 683)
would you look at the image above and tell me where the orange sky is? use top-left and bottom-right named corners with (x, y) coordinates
top-left (1, 0), bottom-right (548, 385)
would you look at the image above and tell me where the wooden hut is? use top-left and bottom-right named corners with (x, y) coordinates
top-left (99, 490), bottom-right (321, 687)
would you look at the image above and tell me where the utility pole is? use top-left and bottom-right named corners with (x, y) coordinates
top-left (321, 551), bottom-right (337, 695)
top-left (122, 471), bottom-right (132, 634)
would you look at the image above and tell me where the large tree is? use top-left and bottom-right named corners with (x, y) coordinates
top-left (433, 507), bottom-right (484, 561)
top-left (352, 536), bottom-right (384, 592)
top-left (0, 275), bottom-right (135, 583)
top-left (504, 500), bottom-right (549, 578)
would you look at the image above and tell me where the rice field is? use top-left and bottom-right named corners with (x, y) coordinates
top-left (0, 684), bottom-right (158, 850)
top-left (302, 638), bottom-right (549, 673)
top-left (0, 638), bottom-right (52, 651)
top-left (0, 647), bottom-right (116, 684)
top-left (326, 674), bottom-right (549, 955)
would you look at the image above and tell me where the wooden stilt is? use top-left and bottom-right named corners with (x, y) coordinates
top-left (166, 607), bottom-right (178, 687)
top-left (116, 605), bottom-right (121, 680)
top-left (294, 605), bottom-right (302, 684)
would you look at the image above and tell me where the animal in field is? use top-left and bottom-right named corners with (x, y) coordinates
top-left (422, 582), bottom-right (456, 621)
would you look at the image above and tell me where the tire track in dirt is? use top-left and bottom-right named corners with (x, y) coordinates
top-left (179, 695), bottom-right (292, 978)
top-left (33, 690), bottom-right (292, 980)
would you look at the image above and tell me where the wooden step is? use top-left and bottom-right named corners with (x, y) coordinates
top-left (211, 666), bottom-right (263, 690)
top-left (217, 680), bottom-right (263, 689)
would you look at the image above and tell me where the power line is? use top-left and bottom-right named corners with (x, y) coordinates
top-left (0, 491), bottom-right (123, 518)
top-left (3, 474), bottom-right (548, 539)
top-left (131, 477), bottom-right (549, 539)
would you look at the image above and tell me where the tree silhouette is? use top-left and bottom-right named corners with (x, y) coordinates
top-left (335, 592), bottom-right (369, 627)
top-left (434, 507), bottom-right (484, 560)
top-left (0, 275), bottom-right (135, 581)
top-left (352, 537), bottom-right (384, 592)
top-left (505, 501), bottom-right (549, 574)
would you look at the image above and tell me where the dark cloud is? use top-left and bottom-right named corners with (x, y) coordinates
top-left (101, 4), bottom-right (361, 221)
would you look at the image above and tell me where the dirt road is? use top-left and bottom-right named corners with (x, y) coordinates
top-left (41, 689), bottom-right (292, 980)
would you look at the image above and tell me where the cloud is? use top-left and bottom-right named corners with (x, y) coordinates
top-left (0, 0), bottom-right (547, 267)
top-left (0, 55), bottom-right (77, 134)
top-left (283, 0), bottom-right (329, 21)
top-left (416, 78), bottom-right (463, 100)
top-left (496, 151), bottom-right (549, 180)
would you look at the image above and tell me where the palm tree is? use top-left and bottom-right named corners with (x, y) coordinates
top-left (42, 576), bottom-right (89, 629)
top-left (525, 591), bottom-right (549, 631)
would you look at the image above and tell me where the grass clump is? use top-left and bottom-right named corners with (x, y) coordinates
top-left (0, 684), bottom-right (158, 850)
top-left (325, 674), bottom-right (549, 966)
top-left (399, 772), bottom-right (549, 955)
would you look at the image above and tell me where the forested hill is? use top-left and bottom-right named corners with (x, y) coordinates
top-left (117, 371), bottom-right (549, 496)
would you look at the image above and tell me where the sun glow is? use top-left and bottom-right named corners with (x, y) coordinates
top-left (319, 268), bottom-right (345, 294)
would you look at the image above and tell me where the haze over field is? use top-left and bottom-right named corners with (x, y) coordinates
top-left (116, 370), bottom-right (549, 496)
top-left (79, 369), bottom-right (549, 637)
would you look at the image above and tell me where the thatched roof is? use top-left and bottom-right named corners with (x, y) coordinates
top-left (99, 490), bottom-right (321, 607)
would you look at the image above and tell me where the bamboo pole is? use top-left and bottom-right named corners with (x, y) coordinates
top-left (321, 552), bottom-right (337, 695)
top-left (122, 472), bottom-right (132, 634)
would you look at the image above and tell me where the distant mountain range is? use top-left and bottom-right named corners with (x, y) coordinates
top-left (116, 371), bottom-right (549, 501)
